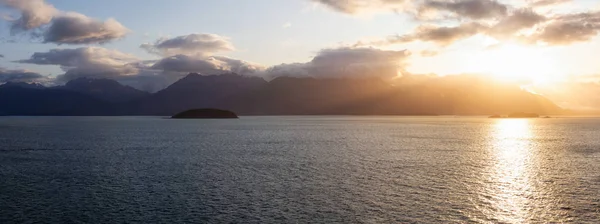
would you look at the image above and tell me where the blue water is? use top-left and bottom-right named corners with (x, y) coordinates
top-left (0, 116), bottom-right (599, 223)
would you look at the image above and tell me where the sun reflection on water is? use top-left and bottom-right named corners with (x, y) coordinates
top-left (485, 119), bottom-right (536, 223)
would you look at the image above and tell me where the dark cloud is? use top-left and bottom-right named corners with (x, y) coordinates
top-left (17, 47), bottom-right (138, 67)
top-left (0, 67), bottom-right (47, 83)
top-left (43, 13), bottom-right (128, 45)
top-left (358, 6), bottom-right (600, 47)
top-left (151, 55), bottom-right (230, 74)
top-left (15, 47), bottom-right (174, 92)
top-left (265, 47), bottom-right (410, 79)
top-left (389, 22), bottom-right (485, 45)
top-left (527, 11), bottom-right (600, 45)
top-left (17, 47), bottom-right (139, 82)
top-left (532, 22), bottom-right (599, 45)
top-left (0, 0), bottom-right (58, 32)
top-left (1, 0), bottom-right (128, 44)
top-left (311, 0), bottom-right (407, 14)
top-left (420, 0), bottom-right (508, 20)
top-left (313, 0), bottom-right (600, 46)
top-left (0, 54), bottom-right (4, 58)
top-left (141, 34), bottom-right (235, 57)
top-left (151, 54), bottom-right (264, 75)
top-left (56, 64), bottom-right (138, 83)
top-left (488, 9), bottom-right (545, 38)
top-left (212, 56), bottom-right (265, 75)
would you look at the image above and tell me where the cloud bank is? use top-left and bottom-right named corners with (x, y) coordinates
top-left (0, 0), bottom-right (58, 32)
top-left (265, 47), bottom-right (410, 79)
top-left (141, 33), bottom-right (235, 57)
top-left (151, 55), bottom-right (264, 75)
top-left (43, 13), bottom-right (128, 45)
top-left (0, 0), bottom-right (128, 44)
top-left (314, 0), bottom-right (600, 47)
top-left (17, 47), bottom-right (139, 82)
top-left (0, 67), bottom-right (47, 83)
top-left (419, 0), bottom-right (508, 20)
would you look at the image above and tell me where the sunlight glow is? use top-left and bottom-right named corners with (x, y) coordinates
top-left (466, 44), bottom-right (563, 84)
top-left (484, 119), bottom-right (536, 223)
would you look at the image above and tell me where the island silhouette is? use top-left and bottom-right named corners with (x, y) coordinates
top-left (172, 109), bottom-right (238, 119)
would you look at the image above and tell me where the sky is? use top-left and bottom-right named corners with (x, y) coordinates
top-left (1, 0), bottom-right (600, 94)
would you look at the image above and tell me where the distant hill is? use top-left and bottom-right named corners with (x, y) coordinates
top-left (59, 78), bottom-right (150, 103)
top-left (228, 76), bottom-right (399, 115)
top-left (0, 73), bottom-right (565, 116)
top-left (0, 85), bottom-right (111, 116)
top-left (0, 82), bottom-right (46, 90)
top-left (228, 75), bottom-right (562, 115)
top-left (121, 73), bottom-right (268, 115)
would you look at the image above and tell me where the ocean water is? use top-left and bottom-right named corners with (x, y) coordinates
top-left (0, 116), bottom-right (599, 223)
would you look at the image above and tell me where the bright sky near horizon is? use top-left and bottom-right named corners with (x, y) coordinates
top-left (1, 0), bottom-right (600, 91)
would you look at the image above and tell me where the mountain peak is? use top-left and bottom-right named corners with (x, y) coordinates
top-left (183, 73), bottom-right (202, 79)
top-left (169, 73), bottom-right (264, 87)
top-left (65, 77), bottom-right (122, 88)
top-left (61, 77), bottom-right (149, 103)
top-left (1, 82), bottom-right (46, 89)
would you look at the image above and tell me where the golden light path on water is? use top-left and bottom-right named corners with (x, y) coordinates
top-left (485, 119), bottom-right (537, 223)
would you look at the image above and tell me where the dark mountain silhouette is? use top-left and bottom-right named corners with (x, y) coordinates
top-left (0, 85), bottom-right (111, 116)
top-left (121, 73), bottom-right (268, 115)
top-left (0, 73), bottom-right (564, 116)
top-left (0, 82), bottom-right (46, 90)
top-left (239, 76), bottom-right (561, 115)
top-left (59, 78), bottom-right (150, 103)
top-left (388, 75), bottom-right (561, 115)
top-left (228, 77), bottom-right (401, 115)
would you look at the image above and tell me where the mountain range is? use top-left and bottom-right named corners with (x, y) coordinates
top-left (0, 73), bottom-right (564, 116)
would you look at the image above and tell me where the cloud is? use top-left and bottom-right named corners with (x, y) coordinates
top-left (0, 0), bottom-right (58, 32)
top-left (0, 54), bottom-right (4, 58)
top-left (1, 0), bottom-right (128, 44)
top-left (419, 0), bottom-right (509, 20)
top-left (17, 47), bottom-right (138, 67)
top-left (283, 22), bottom-right (292, 28)
top-left (151, 54), bottom-right (264, 75)
top-left (358, 5), bottom-right (600, 47)
top-left (311, 0), bottom-right (407, 14)
top-left (265, 47), bottom-right (410, 79)
top-left (0, 67), bottom-right (48, 83)
top-left (488, 9), bottom-right (545, 38)
top-left (528, 0), bottom-right (571, 8)
top-left (526, 11), bottom-right (600, 45)
top-left (141, 33), bottom-right (235, 57)
top-left (387, 22), bottom-right (485, 45)
top-left (43, 12), bottom-right (129, 45)
top-left (15, 47), bottom-right (176, 92)
top-left (17, 47), bottom-right (139, 82)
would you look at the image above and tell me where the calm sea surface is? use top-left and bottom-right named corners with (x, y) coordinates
top-left (0, 116), bottom-right (599, 223)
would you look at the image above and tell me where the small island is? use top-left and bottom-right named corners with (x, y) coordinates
top-left (508, 112), bottom-right (540, 118)
top-left (172, 108), bottom-right (239, 119)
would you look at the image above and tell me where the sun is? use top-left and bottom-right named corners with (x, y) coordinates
top-left (465, 44), bottom-right (563, 84)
